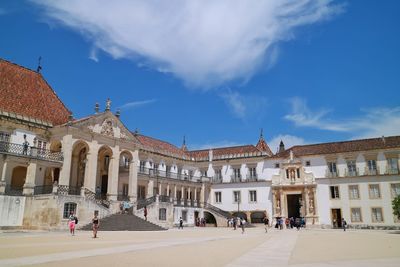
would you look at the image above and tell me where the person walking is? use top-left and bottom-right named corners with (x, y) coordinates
top-left (263, 216), bottom-right (269, 233)
top-left (240, 218), bottom-right (246, 234)
top-left (179, 217), bottom-right (183, 229)
top-left (144, 206), bottom-right (148, 221)
top-left (233, 217), bottom-right (237, 230)
top-left (341, 218), bottom-right (347, 231)
top-left (92, 214), bottom-right (100, 238)
top-left (68, 212), bottom-right (76, 236)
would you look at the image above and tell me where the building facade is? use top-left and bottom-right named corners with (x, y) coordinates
top-left (1, 58), bottom-right (399, 230)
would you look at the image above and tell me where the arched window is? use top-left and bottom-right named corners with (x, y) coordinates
top-left (63, 202), bottom-right (77, 218)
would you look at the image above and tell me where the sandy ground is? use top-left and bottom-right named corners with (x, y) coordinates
top-left (0, 227), bottom-right (399, 267)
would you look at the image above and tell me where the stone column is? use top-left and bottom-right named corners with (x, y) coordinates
top-left (194, 187), bottom-right (198, 207)
top-left (158, 183), bottom-right (162, 196)
top-left (147, 179), bottom-right (154, 198)
top-left (166, 184), bottom-right (170, 196)
top-left (279, 189), bottom-right (285, 217)
top-left (107, 146), bottom-right (120, 201)
top-left (0, 160), bottom-right (8, 194)
top-left (128, 150), bottom-right (139, 202)
top-left (173, 184), bottom-right (177, 204)
top-left (23, 161), bottom-right (37, 195)
top-left (312, 187), bottom-right (318, 217)
top-left (83, 141), bottom-right (99, 192)
top-left (200, 183), bottom-right (205, 207)
top-left (305, 187), bottom-right (310, 216)
top-left (59, 135), bottom-right (73, 186)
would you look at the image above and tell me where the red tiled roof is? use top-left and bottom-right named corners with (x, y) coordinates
top-left (136, 134), bottom-right (188, 158)
top-left (256, 137), bottom-right (273, 156)
top-left (0, 59), bottom-right (71, 125)
top-left (189, 145), bottom-right (265, 161)
top-left (275, 135), bottom-right (400, 158)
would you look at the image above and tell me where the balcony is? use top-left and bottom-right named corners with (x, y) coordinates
top-left (364, 166), bottom-right (379, 176)
top-left (325, 170), bottom-right (339, 178)
top-left (386, 168), bottom-right (400, 175)
top-left (211, 176), bottom-right (223, 183)
top-left (246, 174), bottom-right (258, 182)
top-left (344, 168), bottom-right (359, 177)
top-left (0, 141), bottom-right (63, 162)
top-left (230, 175), bottom-right (242, 183)
top-left (138, 167), bottom-right (204, 183)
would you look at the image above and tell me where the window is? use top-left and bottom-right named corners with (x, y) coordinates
top-left (233, 168), bottom-right (241, 178)
top-left (139, 161), bottom-right (146, 172)
top-left (159, 208), bottom-right (166, 220)
top-left (137, 186), bottom-right (146, 200)
top-left (371, 207), bottom-right (383, 223)
top-left (188, 170), bottom-right (193, 178)
top-left (275, 163), bottom-right (280, 168)
top-left (202, 170), bottom-right (208, 177)
top-left (305, 161), bottom-right (311, 166)
top-left (182, 210), bottom-right (187, 222)
top-left (367, 159), bottom-right (377, 171)
top-left (347, 160), bottom-right (357, 176)
top-left (249, 190), bottom-right (257, 202)
top-left (348, 185), bottom-right (360, 199)
top-left (330, 186), bottom-right (340, 199)
top-left (0, 132), bottom-right (10, 142)
top-left (122, 184), bottom-right (128, 196)
top-left (104, 155), bottom-right (110, 169)
top-left (37, 140), bottom-right (47, 153)
top-left (387, 158), bottom-right (399, 174)
top-left (233, 191), bottom-right (241, 203)
top-left (350, 208), bottom-right (362, 222)
top-left (215, 192), bottom-right (222, 203)
top-left (328, 162), bottom-right (337, 175)
top-left (391, 183), bottom-right (400, 198)
top-left (215, 169), bottom-right (222, 179)
top-left (248, 167), bottom-right (257, 178)
top-left (369, 184), bottom-right (381, 199)
top-left (63, 202), bottom-right (77, 219)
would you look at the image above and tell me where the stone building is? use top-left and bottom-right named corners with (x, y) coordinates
top-left (0, 58), bottom-right (399, 230)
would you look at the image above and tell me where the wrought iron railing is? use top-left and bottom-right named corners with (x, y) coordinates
top-left (230, 175), bottom-right (242, 183)
top-left (211, 176), bottom-right (223, 183)
top-left (138, 167), bottom-right (205, 183)
top-left (84, 188), bottom-right (110, 208)
top-left (117, 194), bottom-right (130, 201)
top-left (246, 174), bottom-right (258, 182)
top-left (203, 202), bottom-right (232, 219)
top-left (137, 195), bottom-right (156, 210)
top-left (33, 185), bottom-right (53, 195)
top-left (0, 141), bottom-right (63, 162)
top-left (4, 185), bottom-right (23, 196)
top-left (159, 195), bottom-right (171, 203)
top-left (344, 168), bottom-right (359, 177)
top-left (325, 170), bottom-right (339, 178)
top-left (386, 168), bottom-right (400, 175)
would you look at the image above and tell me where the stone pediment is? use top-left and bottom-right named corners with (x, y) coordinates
top-left (71, 112), bottom-right (136, 141)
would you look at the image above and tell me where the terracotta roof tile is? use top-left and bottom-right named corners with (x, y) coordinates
top-left (274, 135), bottom-right (400, 158)
top-left (136, 134), bottom-right (188, 158)
top-left (0, 59), bottom-right (71, 125)
top-left (189, 145), bottom-right (265, 161)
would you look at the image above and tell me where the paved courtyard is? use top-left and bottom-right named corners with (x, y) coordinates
top-left (0, 227), bottom-right (399, 267)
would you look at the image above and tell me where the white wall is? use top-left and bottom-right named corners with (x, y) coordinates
top-left (0, 195), bottom-right (26, 226)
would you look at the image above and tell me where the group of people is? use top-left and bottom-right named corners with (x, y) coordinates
top-left (274, 217), bottom-right (305, 230)
top-left (67, 212), bottom-right (100, 238)
top-left (195, 217), bottom-right (206, 227)
top-left (227, 217), bottom-right (247, 233)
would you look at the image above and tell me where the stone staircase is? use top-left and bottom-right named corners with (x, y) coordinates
top-left (79, 213), bottom-right (166, 231)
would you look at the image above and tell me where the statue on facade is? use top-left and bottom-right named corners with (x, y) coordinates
top-left (100, 119), bottom-right (114, 137)
top-left (105, 98), bottom-right (111, 111)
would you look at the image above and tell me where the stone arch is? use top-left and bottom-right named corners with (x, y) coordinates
top-left (96, 145), bottom-right (113, 197)
top-left (250, 211), bottom-right (266, 223)
top-left (232, 212), bottom-right (248, 221)
top-left (204, 211), bottom-right (217, 227)
top-left (69, 140), bottom-right (89, 190)
top-left (11, 166), bottom-right (27, 189)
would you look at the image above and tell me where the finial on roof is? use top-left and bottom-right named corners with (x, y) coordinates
top-left (95, 102), bottom-right (100, 114)
top-left (133, 128), bottom-right (139, 135)
top-left (260, 128), bottom-right (264, 139)
top-left (36, 56), bottom-right (42, 73)
top-left (116, 108), bottom-right (121, 118)
top-left (278, 140), bottom-right (285, 153)
top-left (105, 98), bottom-right (111, 111)
top-left (181, 135), bottom-right (188, 151)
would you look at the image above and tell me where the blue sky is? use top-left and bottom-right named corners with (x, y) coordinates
top-left (1, 0), bottom-right (399, 152)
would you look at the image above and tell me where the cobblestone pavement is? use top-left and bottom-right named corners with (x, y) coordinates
top-left (0, 227), bottom-right (399, 267)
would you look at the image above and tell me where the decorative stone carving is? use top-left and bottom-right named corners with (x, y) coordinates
top-left (100, 119), bottom-right (114, 137)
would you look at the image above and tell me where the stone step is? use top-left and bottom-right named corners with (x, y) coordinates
top-left (79, 214), bottom-right (166, 231)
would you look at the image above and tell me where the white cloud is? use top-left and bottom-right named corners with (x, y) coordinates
top-left (31, 0), bottom-right (342, 88)
top-left (89, 47), bottom-right (99, 62)
top-left (118, 99), bottom-right (157, 110)
top-left (268, 134), bottom-right (307, 154)
top-left (220, 89), bottom-right (268, 120)
top-left (284, 97), bottom-right (400, 139)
